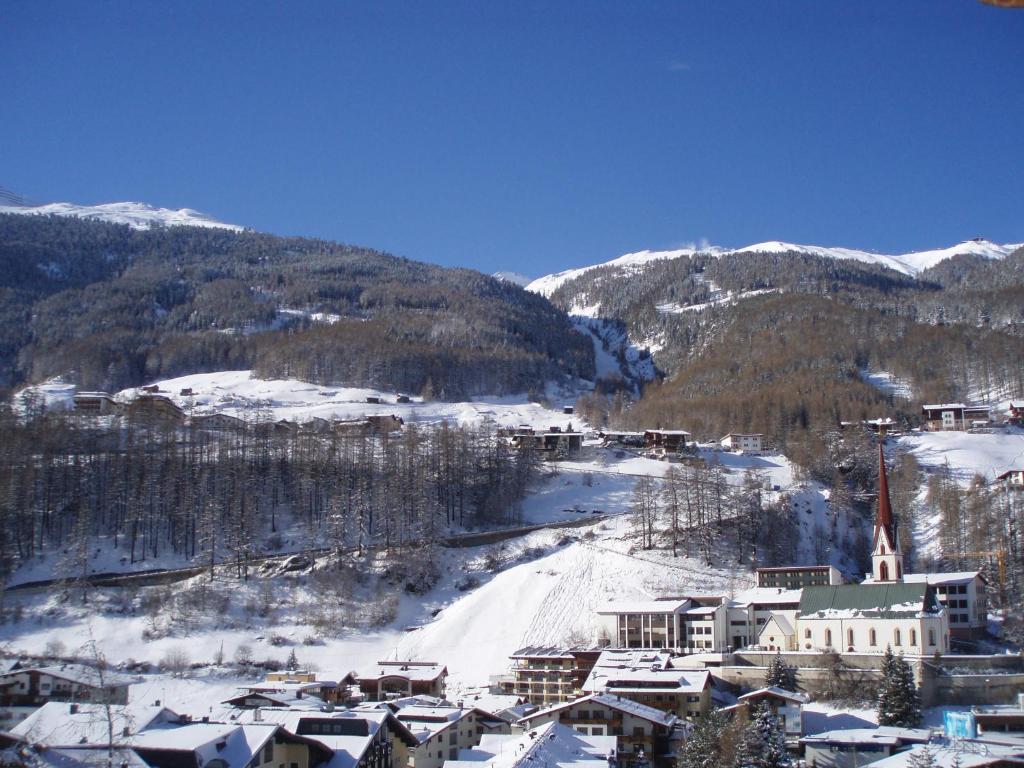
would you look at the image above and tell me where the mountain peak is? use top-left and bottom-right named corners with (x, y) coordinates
top-left (0, 200), bottom-right (244, 232)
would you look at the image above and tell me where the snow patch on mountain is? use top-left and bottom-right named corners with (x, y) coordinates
top-left (0, 201), bottom-right (244, 232)
top-left (859, 369), bottom-right (914, 401)
top-left (572, 318), bottom-right (658, 387)
top-left (526, 244), bottom-right (727, 298)
top-left (492, 271), bottom-right (532, 287)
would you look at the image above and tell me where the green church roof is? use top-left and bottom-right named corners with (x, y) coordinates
top-left (798, 583), bottom-right (939, 619)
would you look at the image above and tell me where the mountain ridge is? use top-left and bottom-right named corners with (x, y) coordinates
top-left (0, 200), bottom-right (244, 232)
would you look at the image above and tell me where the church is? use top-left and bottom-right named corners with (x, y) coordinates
top-left (768, 446), bottom-right (969, 655)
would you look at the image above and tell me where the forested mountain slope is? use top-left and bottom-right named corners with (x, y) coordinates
top-left (0, 214), bottom-right (593, 397)
top-left (543, 245), bottom-right (1024, 441)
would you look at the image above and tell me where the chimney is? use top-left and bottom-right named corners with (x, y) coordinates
top-left (154, 700), bottom-right (161, 707)
top-left (69, 704), bottom-right (78, 714)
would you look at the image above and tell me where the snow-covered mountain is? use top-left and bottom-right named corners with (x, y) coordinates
top-left (526, 238), bottom-right (1023, 296)
top-left (0, 200), bottom-right (244, 232)
top-left (492, 270), bottom-right (532, 287)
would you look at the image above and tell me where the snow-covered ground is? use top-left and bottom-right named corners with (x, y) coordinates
top-left (0, 201), bottom-right (243, 231)
top-left (860, 369), bottom-right (914, 401)
top-left (15, 371), bottom-right (582, 430)
top-left (898, 429), bottom-right (1024, 486)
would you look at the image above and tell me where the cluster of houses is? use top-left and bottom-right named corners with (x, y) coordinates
top-left (503, 425), bottom-right (765, 461)
top-left (72, 389), bottom-right (407, 436)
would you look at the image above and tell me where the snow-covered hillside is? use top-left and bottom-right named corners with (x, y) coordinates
top-left (0, 201), bottom-right (243, 231)
top-left (526, 238), bottom-right (1023, 297)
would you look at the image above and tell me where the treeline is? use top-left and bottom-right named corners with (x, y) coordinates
top-left (0, 407), bottom-right (542, 591)
top-left (0, 214), bottom-right (593, 397)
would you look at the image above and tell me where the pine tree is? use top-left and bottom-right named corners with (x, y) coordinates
top-left (286, 648), bottom-right (299, 670)
top-left (906, 745), bottom-right (936, 768)
top-left (735, 703), bottom-right (791, 768)
top-left (676, 709), bottom-right (726, 768)
top-left (877, 646), bottom-right (922, 727)
top-left (764, 652), bottom-right (798, 692)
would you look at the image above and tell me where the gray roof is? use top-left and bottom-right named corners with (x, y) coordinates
top-left (798, 583), bottom-right (939, 619)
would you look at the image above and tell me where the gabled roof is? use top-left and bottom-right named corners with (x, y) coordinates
top-left (759, 614), bottom-right (794, 636)
top-left (11, 703), bottom-right (179, 747)
top-left (3, 664), bottom-right (135, 689)
top-left (738, 687), bottom-right (809, 705)
top-left (596, 599), bottom-right (689, 614)
top-left (520, 693), bottom-right (679, 729)
top-left (448, 722), bottom-right (616, 768)
top-left (798, 584), bottom-right (938, 619)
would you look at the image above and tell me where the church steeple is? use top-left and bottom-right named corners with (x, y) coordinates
top-left (871, 444), bottom-right (904, 582)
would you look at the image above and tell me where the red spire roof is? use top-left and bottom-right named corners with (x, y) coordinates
top-left (876, 443), bottom-right (896, 544)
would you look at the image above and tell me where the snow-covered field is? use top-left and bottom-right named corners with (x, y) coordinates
top-left (898, 428), bottom-right (1024, 486)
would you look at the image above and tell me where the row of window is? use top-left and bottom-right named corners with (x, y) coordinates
top-left (814, 627), bottom-right (934, 648)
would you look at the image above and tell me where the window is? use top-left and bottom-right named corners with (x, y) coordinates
top-left (825, 629), bottom-right (832, 647)
top-left (869, 628), bottom-right (877, 646)
top-left (880, 562), bottom-right (890, 581)
top-left (928, 629), bottom-right (936, 646)
top-left (263, 743), bottom-right (273, 764)
top-left (847, 629), bottom-right (854, 648)
top-left (894, 629), bottom-right (902, 646)
top-left (804, 629), bottom-right (811, 639)
top-left (633, 727), bottom-right (645, 737)
top-left (910, 629), bottom-right (917, 646)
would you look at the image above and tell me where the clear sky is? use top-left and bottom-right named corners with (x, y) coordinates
top-left (3, 1), bottom-right (1022, 277)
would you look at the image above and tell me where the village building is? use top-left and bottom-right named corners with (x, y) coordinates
top-left (800, 726), bottom-right (932, 768)
top-left (232, 707), bottom-right (420, 768)
top-left (132, 721), bottom-right (332, 768)
top-left (72, 391), bottom-right (118, 414)
top-left (124, 393), bottom-right (186, 423)
top-left (395, 706), bottom-right (507, 768)
top-left (510, 426), bottom-right (583, 458)
top-left (996, 469), bottom-right (1024, 491)
top-left (795, 582), bottom-right (949, 654)
top-left (498, 647), bottom-right (602, 707)
top-left (973, 697), bottom-right (1024, 735)
top-left (725, 687), bottom-right (809, 746)
top-left (580, 651), bottom-right (712, 720)
top-left (358, 662), bottom-right (448, 701)
top-left (643, 430), bottom-right (691, 456)
top-left (597, 595), bottom-right (730, 654)
top-left (191, 412), bottom-right (247, 432)
top-left (719, 433), bottom-right (763, 454)
top-left (0, 664), bottom-right (133, 709)
top-left (10, 702), bottom-right (180, 748)
top-left (921, 403), bottom-right (992, 431)
top-left (1009, 400), bottom-right (1024, 426)
top-left (367, 414), bottom-right (405, 434)
top-left (865, 417), bottom-right (898, 435)
top-left (444, 721), bottom-right (616, 768)
top-left (726, 587), bottom-right (803, 652)
top-left (755, 566), bottom-right (844, 590)
top-left (516, 693), bottom-right (684, 768)
top-left (598, 431), bottom-right (646, 448)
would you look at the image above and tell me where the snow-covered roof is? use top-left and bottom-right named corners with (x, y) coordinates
top-left (509, 646), bottom-right (578, 659)
top-left (730, 587), bottom-right (803, 607)
top-left (447, 721), bottom-right (616, 768)
top-left (596, 599), bottom-right (689, 614)
top-left (396, 707), bottom-right (470, 743)
top-left (41, 747), bottom-right (150, 768)
top-left (521, 693), bottom-right (679, 728)
top-left (683, 605), bottom-right (719, 616)
top-left (897, 571), bottom-right (981, 586)
top-left (359, 662), bottom-right (446, 682)
top-left (922, 403), bottom-right (967, 410)
top-left (11, 703), bottom-right (179, 747)
top-left (584, 661), bottom-right (710, 695)
top-left (133, 722), bottom-right (282, 768)
top-left (645, 429), bottom-right (691, 436)
top-left (738, 687), bottom-right (809, 705)
top-left (801, 726), bottom-right (931, 747)
top-left (7, 664), bottom-right (135, 689)
top-left (863, 741), bottom-right (1024, 768)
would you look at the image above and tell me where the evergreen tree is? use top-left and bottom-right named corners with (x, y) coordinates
top-left (286, 648), bottom-right (299, 670)
top-left (906, 746), bottom-right (937, 768)
top-left (735, 703), bottom-right (791, 768)
top-left (676, 709), bottom-right (726, 768)
top-left (764, 652), bottom-right (798, 691)
top-left (876, 646), bottom-right (922, 727)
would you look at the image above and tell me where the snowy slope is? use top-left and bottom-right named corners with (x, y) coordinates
top-left (526, 245), bottom-right (726, 298)
top-left (0, 201), bottom-right (243, 232)
top-left (526, 238), bottom-right (1023, 296)
top-left (110, 371), bottom-right (580, 428)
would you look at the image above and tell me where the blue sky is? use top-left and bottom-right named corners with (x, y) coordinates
top-left (3, 1), bottom-right (1022, 277)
